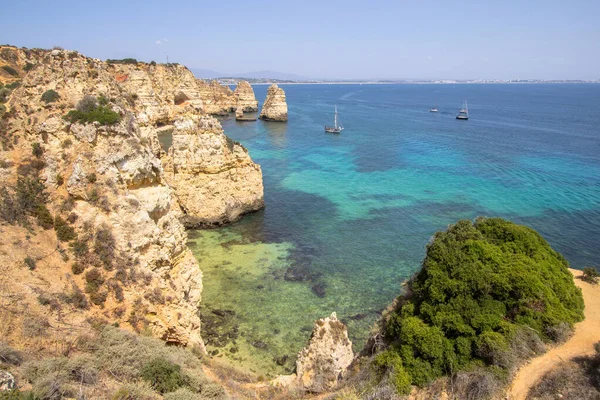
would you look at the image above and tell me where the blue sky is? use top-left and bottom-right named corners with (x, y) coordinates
top-left (3, 0), bottom-right (599, 80)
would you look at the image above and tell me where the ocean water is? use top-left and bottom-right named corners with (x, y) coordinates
top-left (187, 84), bottom-right (600, 376)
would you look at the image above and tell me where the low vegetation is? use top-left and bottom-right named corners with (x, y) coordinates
top-left (40, 89), bottom-right (60, 104)
top-left (64, 95), bottom-right (120, 125)
top-left (582, 267), bottom-right (599, 284)
top-left (106, 58), bottom-right (138, 65)
top-left (372, 218), bottom-right (584, 396)
top-left (527, 342), bottom-right (600, 399)
top-left (1, 65), bottom-right (19, 77)
top-left (2, 326), bottom-right (225, 399)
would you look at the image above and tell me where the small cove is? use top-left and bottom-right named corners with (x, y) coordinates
top-left (188, 83), bottom-right (600, 375)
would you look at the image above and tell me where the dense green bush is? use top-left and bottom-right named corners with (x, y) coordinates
top-left (582, 267), bottom-right (599, 284)
top-left (40, 89), bottom-right (60, 104)
top-left (65, 106), bottom-right (120, 125)
top-left (54, 215), bottom-right (76, 242)
top-left (380, 218), bottom-right (584, 391)
top-left (106, 58), bottom-right (138, 65)
top-left (142, 358), bottom-right (185, 394)
top-left (31, 142), bottom-right (43, 157)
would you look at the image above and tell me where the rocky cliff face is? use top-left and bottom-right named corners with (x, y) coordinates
top-left (197, 79), bottom-right (236, 115)
top-left (0, 46), bottom-right (263, 350)
top-left (233, 80), bottom-right (258, 112)
top-left (296, 312), bottom-right (354, 392)
top-left (162, 115), bottom-right (264, 227)
top-left (259, 84), bottom-right (288, 122)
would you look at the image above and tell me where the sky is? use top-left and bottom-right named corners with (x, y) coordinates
top-left (3, 0), bottom-right (599, 80)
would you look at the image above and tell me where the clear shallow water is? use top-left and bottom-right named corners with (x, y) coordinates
top-left (187, 84), bottom-right (600, 376)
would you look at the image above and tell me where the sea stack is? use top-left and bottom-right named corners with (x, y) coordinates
top-left (296, 312), bottom-right (354, 392)
top-left (259, 84), bottom-right (288, 122)
top-left (233, 80), bottom-right (258, 112)
top-left (197, 79), bottom-right (236, 115)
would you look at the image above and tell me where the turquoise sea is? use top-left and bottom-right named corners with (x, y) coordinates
top-left (187, 84), bottom-right (600, 376)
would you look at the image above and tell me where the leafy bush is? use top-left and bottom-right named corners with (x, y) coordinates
top-left (31, 142), bottom-right (43, 157)
top-left (1, 65), bottom-right (19, 77)
top-left (41, 89), bottom-right (60, 104)
top-left (142, 358), bottom-right (185, 394)
top-left (582, 267), bottom-right (599, 284)
top-left (54, 215), bottom-right (76, 242)
top-left (380, 218), bottom-right (584, 388)
top-left (77, 95), bottom-right (97, 113)
top-left (0, 342), bottom-right (23, 366)
top-left (106, 58), bottom-right (138, 65)
top-left (0, 88), bottom-right (10, 103)
top-left (85, 268), bottom-right (105, 293)
top-left (0, 177), bottom-right (50, 228)
top-left (24, 257), bottom-right (36, 271)
top-left (65, 106), bottom-right (120, 125)
top-left (24, 62), bottom-right (35, 72)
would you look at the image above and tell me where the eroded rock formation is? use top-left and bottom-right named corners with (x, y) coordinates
top-left (0, 46), bottom-right (267, 350)
top-left (163, 115), bottom-right (264, 227)
top-left (197, 79), bottom-right (236, 115)
top-left (233, 80), bottom-right (258, 112)
top-left (259, 84), bottom-right (288, 121)
top-left (296, 312), bottom-right (354, 392)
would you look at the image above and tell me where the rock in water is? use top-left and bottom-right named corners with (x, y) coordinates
top-left (234, 80), bottom-right (258, 112)
top-left (259, 84), bottom-right (288, 122)
top-left (296, 312), bottom-right (354, 392)
top-left (0, 370), bottom-right (16, 391)
top-left (197, 79), bottom-right (236, 115)
top-left (163, 115), bottom-right (264, 227)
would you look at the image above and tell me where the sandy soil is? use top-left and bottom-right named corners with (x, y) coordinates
top-left (508, 268), bottom-right (600, 399)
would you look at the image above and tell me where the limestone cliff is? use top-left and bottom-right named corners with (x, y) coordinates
top-left (162, 115), bottom-right (264, 227)
top-left (259, 84), bottom-right (288, 122)
top-left (233, 80), bottom-right (258, 112)
top-left (197, 79), bottom-right (236, 115)
top-left (296, 312), bottom-right (354, 392)
top-left (0, 46), bottom-right (207, 348)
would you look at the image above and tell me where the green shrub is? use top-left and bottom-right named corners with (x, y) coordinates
top-left (24, 256), bottom-right (36, 271)
top-left (0, 177), bottom-right (49, 227)
top-left (54, 216), bottom-right (76, 242)
top-left (106, 58), bottom-right (138, 65)
top-left (84, 267), bottom-right (105, 293)
top-left (381, 218), bottom-right (585, 388)
top-left (141, 358), bottom-right (185, 394)
top-left (31, 142), bottom-right (43, 158)
top-left (1, 65), bottom-right (19, 77)
top-left (24, 62), bottom-right (35, 72)
top-left (0, 88), bottom-right (10, 103)
top-left (65, 106), bottom-right (120, 125)
top-left (0, 342), bottom-right (23, 366)
top-left (41, 89), bottom-right (60, 104)
top-left (373, 350), bottom-right (412, 394)
top-left (71, 263), bottom-right (85, 275)
top-left (582, 267), bottom-right (599, 284)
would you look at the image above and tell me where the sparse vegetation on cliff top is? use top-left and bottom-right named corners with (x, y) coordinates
top-left (374, 217), bottom-right (584, 395)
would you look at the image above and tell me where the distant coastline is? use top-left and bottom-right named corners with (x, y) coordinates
top-left (203, 77), bottom-right (600, 85)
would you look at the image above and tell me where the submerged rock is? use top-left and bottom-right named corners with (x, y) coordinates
top-left (296, 312), bottom-right (354, 392)
top-left (259, 84), bottom-right (288, 122)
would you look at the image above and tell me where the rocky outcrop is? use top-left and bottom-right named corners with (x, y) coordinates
top-left (163, 115), bottom-right (264, 227)
top-left (0, 371), bottom-right (16, 391)
top-left (296, 312), bottom-right (354, 392)
top-left (109, 63), bottom-right (204, 125)
top-left (259, 84), bottom-right (288, 121)
top-left (197, 79), bottom-right (236, 115)
top-left (0, 46), bottom-right (205, 349)
top-left (233, 80), bottom-right (258, 112)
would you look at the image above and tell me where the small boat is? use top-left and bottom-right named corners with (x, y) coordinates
top-left (429, 107), bottom-right (439, 112)
top-left (456, 101), bottom-right (469, 120)
top-left (325, 105), bottom-right (344, 133)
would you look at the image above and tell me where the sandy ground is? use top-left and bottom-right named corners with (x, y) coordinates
top-left (508, 268), bottom-right (600, 399)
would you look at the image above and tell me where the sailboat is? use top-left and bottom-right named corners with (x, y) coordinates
top-left (325, 105), bottom-right (344, 133)
top-left (456, 101), bottom-right (469, 120)
top-left (429, 106), bottom-right (439, 112)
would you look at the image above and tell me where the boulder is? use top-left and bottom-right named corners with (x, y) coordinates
top-left (0, 370), bottom-right (16, 391)
top-left (296, 312), bottom-right (354, 392)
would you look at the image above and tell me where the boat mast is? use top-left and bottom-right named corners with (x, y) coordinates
top-left (334, 105), bottom-right (338, 129)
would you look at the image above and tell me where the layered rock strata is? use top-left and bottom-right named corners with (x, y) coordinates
top-left (163, 115), bottom-right (264, 227)
top-left (197, 79), bottom-right (236, 115)
top-left (296, 312), bottom-right (354, 392)
top-left (233, 80), bottom-right (258, 112)
top-left (0, 46), bottom-right (267, 349)
top-left (259, 84), bottom-right (288, 121)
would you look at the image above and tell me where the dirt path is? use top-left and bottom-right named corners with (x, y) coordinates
top-left (508, 268), bottom-right (600, 399)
